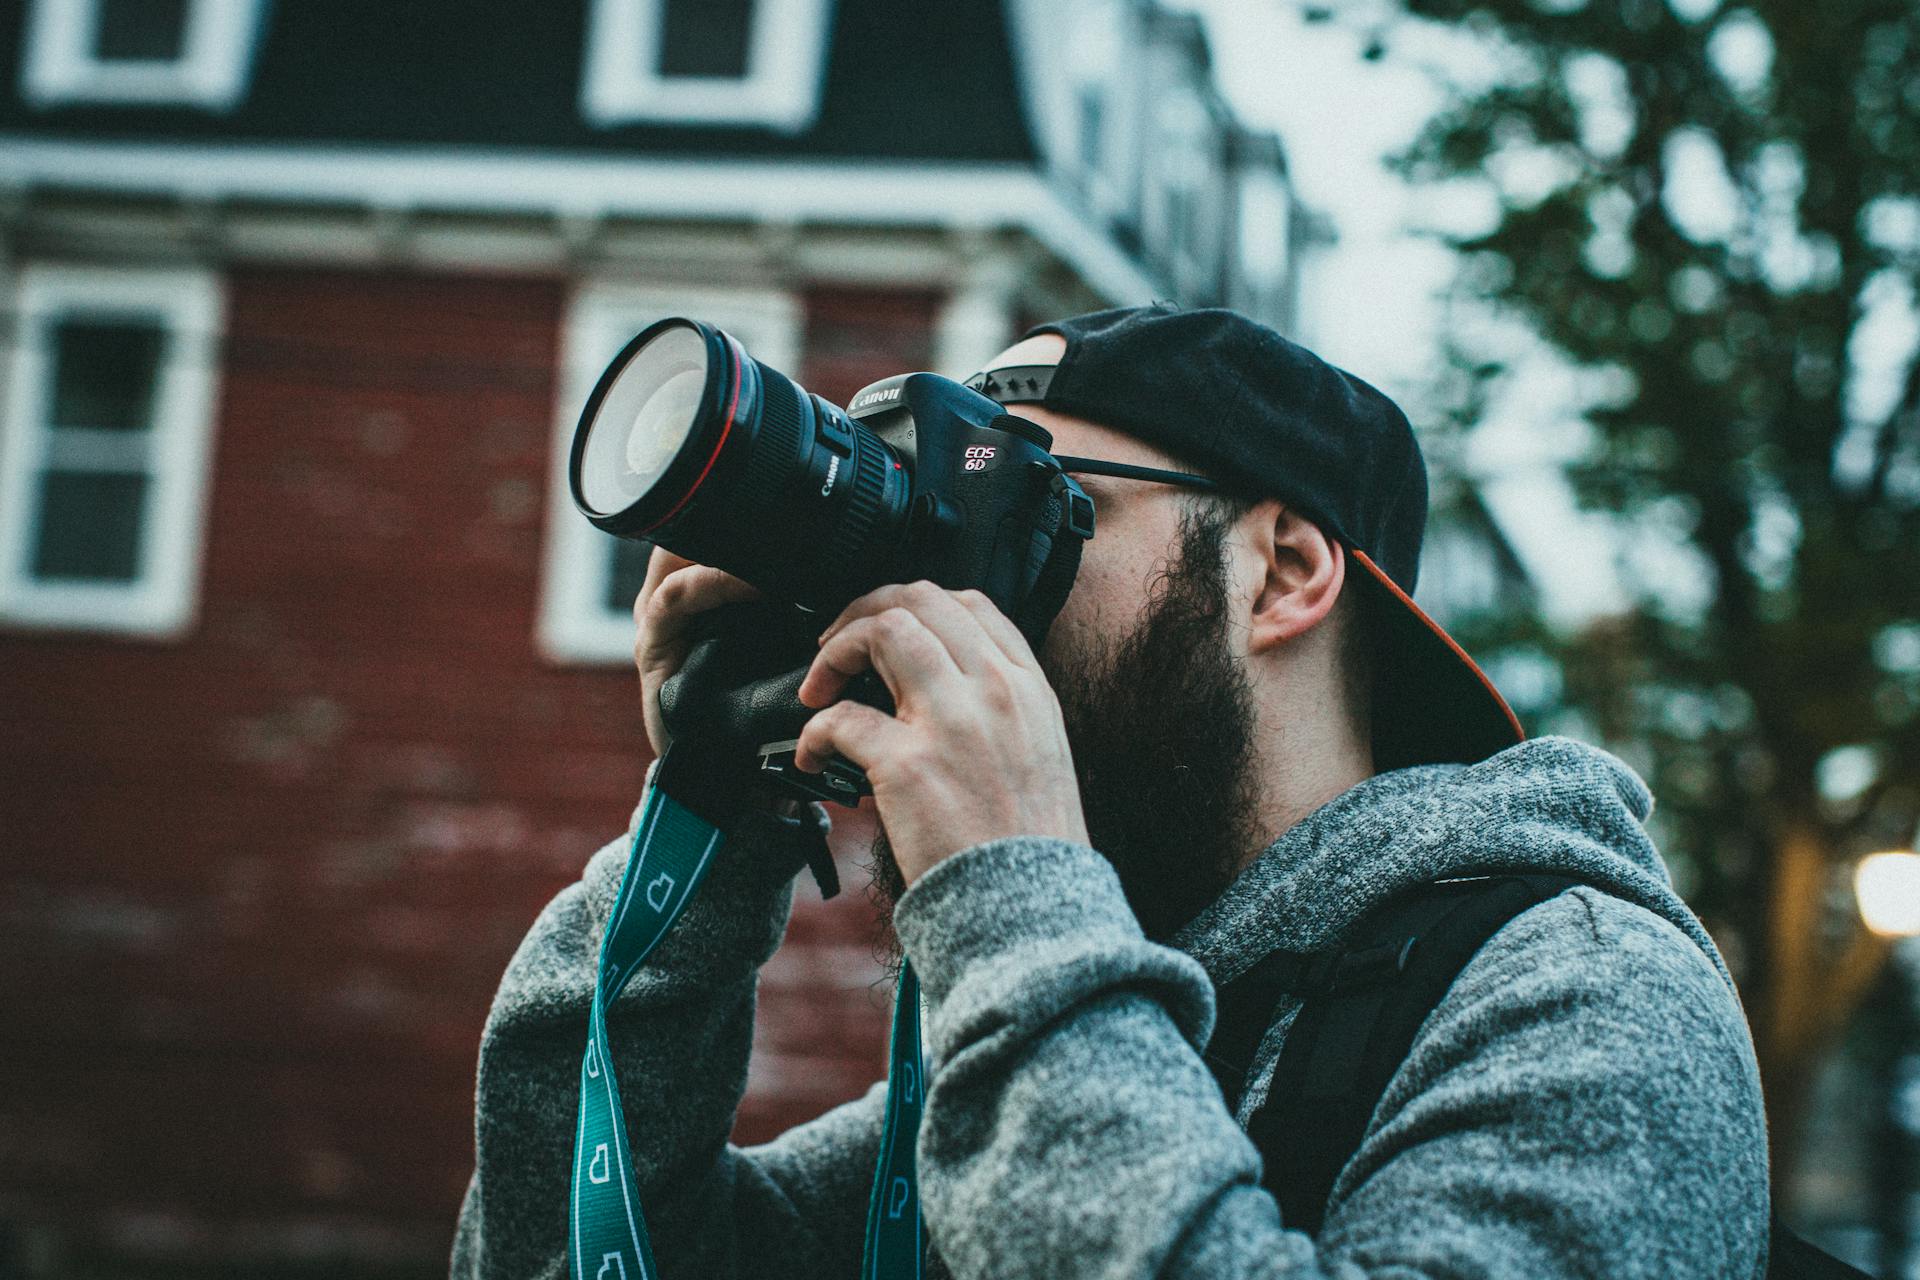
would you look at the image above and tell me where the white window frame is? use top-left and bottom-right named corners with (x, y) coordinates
top-left (537, 281), bottom-right (802, 664)
top-left (19, 0), bottom-right (266, 110)
top-left (579, 0), bottom-right (834, 131)
top-left (0, 264), bottom-right (224, 639)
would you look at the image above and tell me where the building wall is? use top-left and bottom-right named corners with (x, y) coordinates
top-left (0, 263), bottom-right (936, 1271)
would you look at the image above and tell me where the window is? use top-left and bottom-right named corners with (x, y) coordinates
top-left (19, 0), bottom-right (266, 110)
top-left (579, 0), bottom-right (834, 131)
top-left (1076, 87), bottom-right (1105, 175)
top-left (1147, 89), bottom-right (1218, 290)
top-left (537, 283), bottom-right (802, 664)
top-left (1063, 1), bottom-right (1127, 217)
top-left (0, 265), bottom-right (223, 637)
top-left (1237, 168), bottom-right (1291, 291)
top-left (95, 0), bottom-right (190, 60)
top-left (658, 0), bottom-right (754, 78)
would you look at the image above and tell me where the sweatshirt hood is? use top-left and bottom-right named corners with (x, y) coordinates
top-left (1169, 735), bottom-right (1735, 997)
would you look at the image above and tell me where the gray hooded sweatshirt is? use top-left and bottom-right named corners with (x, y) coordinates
top-left (452, 735), bottom-right (1770, 1278)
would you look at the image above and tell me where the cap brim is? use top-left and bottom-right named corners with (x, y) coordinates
top-left (1350, 548), bottom-right (1525, 771)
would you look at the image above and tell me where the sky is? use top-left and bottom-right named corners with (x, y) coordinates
top-left (1178, 0), bottom-right (1634, 624)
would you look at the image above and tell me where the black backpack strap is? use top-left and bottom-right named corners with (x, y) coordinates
top-left (1219, 873), bottom-right (1588, 1235)
top-left (1210, 876), bottom-right (1870, 1275)
top-left (1202, 947), bottom-right (1316, 1114)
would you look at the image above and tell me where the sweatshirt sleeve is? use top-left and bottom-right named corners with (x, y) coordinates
top-left (890, 838), bottom-right (1771, 1280)
top-left (451, 761), bottom-right (885, 1280)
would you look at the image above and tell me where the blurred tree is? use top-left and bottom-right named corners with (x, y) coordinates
top-left (1376, 0), bottom-right (1920, 1186)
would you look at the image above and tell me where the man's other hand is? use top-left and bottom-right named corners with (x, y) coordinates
top-left (794, 581), bottom-right (1089, 885)
top-left (632, 548), bottom-right (762, 759)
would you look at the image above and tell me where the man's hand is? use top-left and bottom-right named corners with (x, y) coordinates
top-left (632, 547), bottom-right (762, 759)
top-left (794, 581), bottom-right (1090, 886)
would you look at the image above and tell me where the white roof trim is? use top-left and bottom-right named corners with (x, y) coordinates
top-left (0, 136), bottom-right (1164, 304)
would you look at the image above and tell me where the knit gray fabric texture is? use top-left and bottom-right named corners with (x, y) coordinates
top-left (451, 734), bottom-right (1769, 1278)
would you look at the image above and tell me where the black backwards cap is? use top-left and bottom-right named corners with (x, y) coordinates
top-left (968, 303), bottom-right (1524, 772)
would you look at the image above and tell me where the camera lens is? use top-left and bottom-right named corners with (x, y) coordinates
top-left (569, 317), bottom-right (915, 610)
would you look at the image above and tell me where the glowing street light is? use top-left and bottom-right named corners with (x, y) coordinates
top-left (1855, 851), bottom-right (1920, 938)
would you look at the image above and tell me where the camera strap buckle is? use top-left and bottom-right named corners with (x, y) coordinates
top-left (755, 738), bottom-right (873, 805)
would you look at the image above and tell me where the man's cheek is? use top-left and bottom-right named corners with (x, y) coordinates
top-left (1041, 614), bottom-right (1103, 700)
top-left (1037, 605), bottom-right (1076, 684)
top-left (1040, 568), bottom-right (1109, 673)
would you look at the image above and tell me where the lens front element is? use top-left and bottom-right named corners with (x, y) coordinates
top-left (579, 324), bottom-right (710, 516)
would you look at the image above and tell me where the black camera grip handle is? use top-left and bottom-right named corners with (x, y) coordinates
top-left (746, 668), bottom-right (893, 806)
top-left (657, 601), bottom-right (895, 810)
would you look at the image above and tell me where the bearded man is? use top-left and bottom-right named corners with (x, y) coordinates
top-left (453, 306), bottom-right (1770, 1279)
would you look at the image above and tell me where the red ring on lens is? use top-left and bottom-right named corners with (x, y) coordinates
top-left (641, 331), bottom-right (747, 534)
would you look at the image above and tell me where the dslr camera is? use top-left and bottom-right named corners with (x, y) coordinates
top-left (569, 318), bottom-right (1096, 814)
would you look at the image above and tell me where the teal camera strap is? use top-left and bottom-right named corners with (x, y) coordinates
top-left (569, 747), bottom-right (926, 1280)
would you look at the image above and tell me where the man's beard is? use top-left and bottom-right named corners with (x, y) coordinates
top-left (862, 501), bottom-right (1265, 971)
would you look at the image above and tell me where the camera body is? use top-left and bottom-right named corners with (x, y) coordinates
top-left (841, 370), bottom-right (1094, 638)
top-left (568, 318), bottom-right (1095, 812)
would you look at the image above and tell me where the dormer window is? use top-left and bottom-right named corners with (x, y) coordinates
top-left (580, 0), bottom-right (834, 132)
top-left (658, 0), bottom-right (753, 78)
top-left (19, 0), bottom-right (265, 110)
top-left (94, 0), bottom-right (189, 60)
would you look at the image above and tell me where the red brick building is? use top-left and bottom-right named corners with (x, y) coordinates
top-left (0, 0), bottom-right (1323, 1272)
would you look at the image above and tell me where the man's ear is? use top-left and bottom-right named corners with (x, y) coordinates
top-left (1244, 501), bottom-right (1347, 658)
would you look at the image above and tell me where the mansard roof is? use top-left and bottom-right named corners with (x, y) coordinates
top-left (1, 0), bottom-right (1305, 320)
top-left (0, 0), bottom-right (1037, 161)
